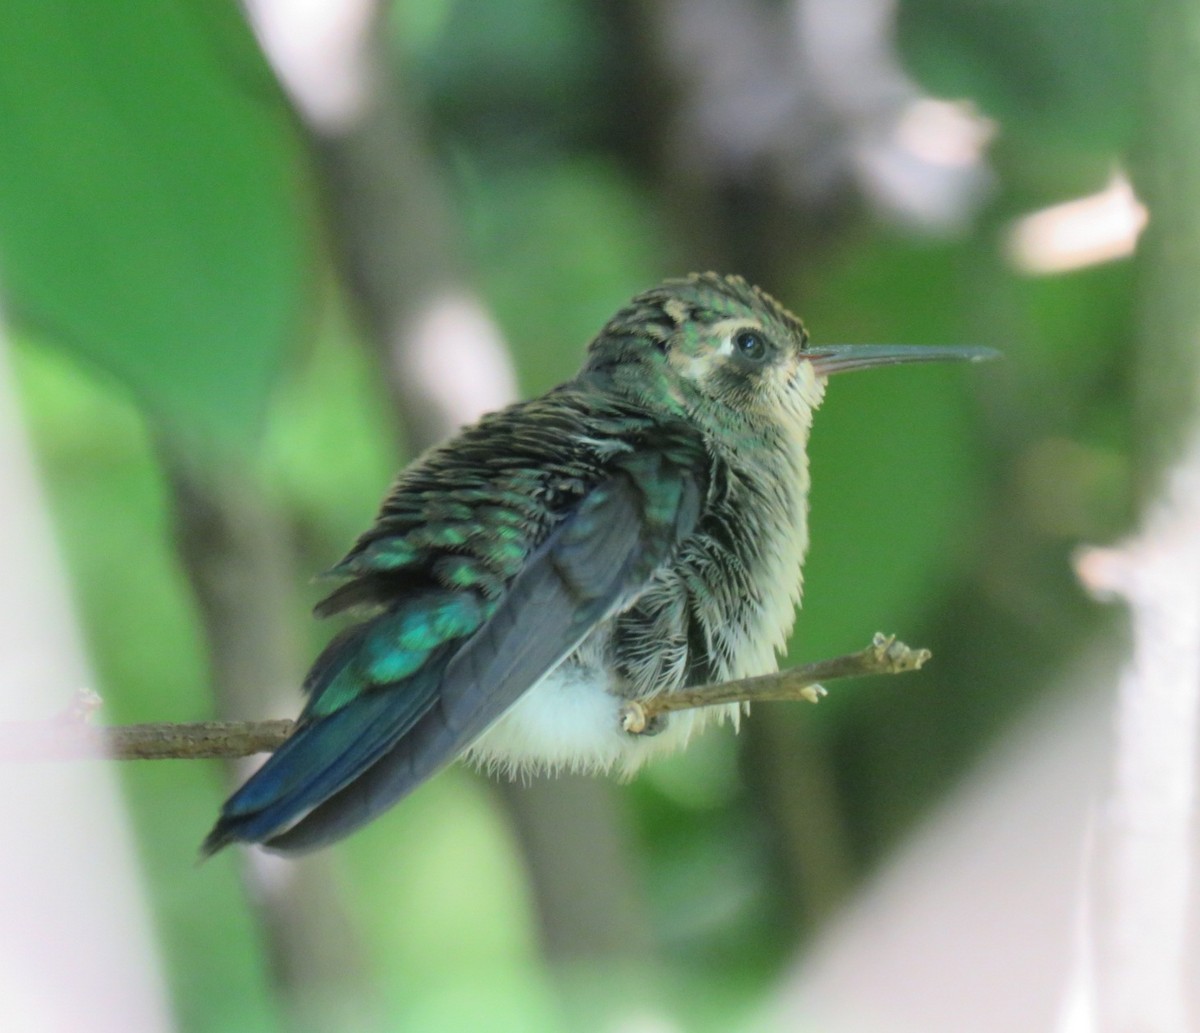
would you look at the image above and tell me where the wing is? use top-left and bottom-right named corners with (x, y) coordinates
top-left (202, 400), bottom-right (707, 855)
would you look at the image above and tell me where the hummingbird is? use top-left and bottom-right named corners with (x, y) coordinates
top-left (203, 272), bottom-right (995, 855)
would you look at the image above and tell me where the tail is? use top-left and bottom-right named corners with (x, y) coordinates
top-left (200, 617), bottom-right (454, 857)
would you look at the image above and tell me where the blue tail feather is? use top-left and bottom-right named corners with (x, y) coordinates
top-left (200, 619), bottom-right (455, 856)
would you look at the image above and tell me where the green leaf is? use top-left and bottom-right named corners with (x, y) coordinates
top-left (786, 239), bottom-right (991, 657)
top-left (0, 1), bottom-right (311, 445)
top-left (470, 160), bottom-right (666, 395)
top-left (897, 0), bottom-right (1141, 151)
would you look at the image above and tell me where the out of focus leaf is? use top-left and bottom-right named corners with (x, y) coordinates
top-left (0, 1), bottom-right (310, 445)
top-left (411, 0), bottom-right (610, 148)
top-left (469, 160), bottom-right (666, 392)
top-left (785, 241), bottom-right (990, 658)
top-left (897, 0), bottom-right (1141, 151)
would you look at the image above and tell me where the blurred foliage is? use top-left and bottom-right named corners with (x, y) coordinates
top-left (0, 0), bottom-right (312, 447)
top-left (0, 0), bottom-right (1143, 1029)
top-left (897, 0), bottom-right (1142, 151)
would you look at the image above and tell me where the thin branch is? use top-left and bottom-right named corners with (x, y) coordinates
top-left (0, 714), bottom-right (295, 761)
top-left (0, 634), bottom-right (929, 762)
top-left (620, 632), bottom-right (930, 732)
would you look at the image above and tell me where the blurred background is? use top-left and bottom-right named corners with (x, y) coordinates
top-left (2, 1), bottom-right (1192, 1031)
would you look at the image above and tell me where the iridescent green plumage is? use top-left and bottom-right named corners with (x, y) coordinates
top-left (204, 273), bottom-right (992, 855)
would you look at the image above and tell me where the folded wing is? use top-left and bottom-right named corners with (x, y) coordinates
top-left (202, 437), bottom-right (705, 855)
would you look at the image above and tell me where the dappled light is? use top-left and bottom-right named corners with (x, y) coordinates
top-left (1007, 174), bottom-right (1148, 275)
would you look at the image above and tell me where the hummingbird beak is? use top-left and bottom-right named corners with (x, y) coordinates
top-left (806, 344), bottom-right (1001, 377)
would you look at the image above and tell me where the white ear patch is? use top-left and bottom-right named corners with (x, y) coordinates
top-left (669, 318), bottom-right (769, 383)
top-left (713, 319), bottom-right (760, 358)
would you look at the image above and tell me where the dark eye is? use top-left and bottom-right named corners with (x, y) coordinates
top-left (735, 330), bottom-right (768, 361)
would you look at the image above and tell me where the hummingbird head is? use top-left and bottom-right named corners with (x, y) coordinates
top-left (583, 273), bottom-right (824, 440)
top-left (582, 273), bottom-right (998, 442)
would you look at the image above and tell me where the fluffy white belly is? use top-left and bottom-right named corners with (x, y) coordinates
top-left (465, 663), bottom-right (739, 779)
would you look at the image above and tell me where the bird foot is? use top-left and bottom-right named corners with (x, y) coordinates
top-left (619, 701), bottom-right (666, 736)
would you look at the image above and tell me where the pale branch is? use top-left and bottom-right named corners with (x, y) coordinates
top-left (0, 634), bottom-right (929, 761)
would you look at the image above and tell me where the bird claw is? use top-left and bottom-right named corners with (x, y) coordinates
top-left (800, 683), bottom-right (827, 704)
top-left (620, 702), bottom-right (666, 736)
top-left (619, 701), bottom-right (647, 734)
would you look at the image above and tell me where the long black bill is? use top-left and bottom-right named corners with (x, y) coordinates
top-left (807, 344), bottom-right (1001, 376)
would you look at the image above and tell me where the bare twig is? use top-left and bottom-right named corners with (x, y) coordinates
top-left (0, 711), bottom-right (295, 761)
top-left (0, 634), bottom-right (928, 762)
top-left (620, 632), bottom-right (930, 732)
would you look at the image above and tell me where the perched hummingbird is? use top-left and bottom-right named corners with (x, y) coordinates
top-left (203, 273), bottom-right (994, 855)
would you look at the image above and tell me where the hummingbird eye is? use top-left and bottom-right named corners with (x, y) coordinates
top-left (734, 330), bottom-right (769, 362)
